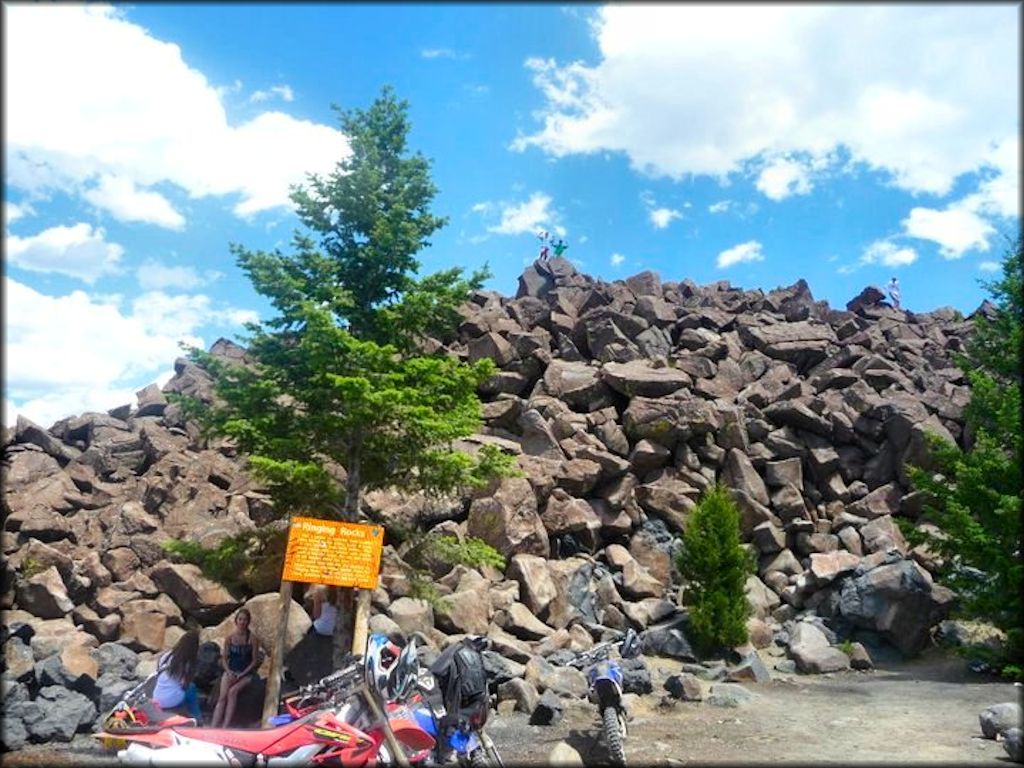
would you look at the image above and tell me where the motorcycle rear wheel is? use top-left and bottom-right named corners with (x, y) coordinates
top-left (602, 705), bottom-right (626, 766)
top-left (469, 747), bottom-right (490, 768)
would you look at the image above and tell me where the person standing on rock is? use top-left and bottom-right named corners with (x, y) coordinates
top-left (211, 608), bottom-right (261, 728)
top-left (152, 629), bottom-right (203, 723)
top-left (537, 230), bottom-right (551, 261)
top-left (887, 276), bottom-right (902, 309)
top-left (552, 238), bottom-right (569, 259)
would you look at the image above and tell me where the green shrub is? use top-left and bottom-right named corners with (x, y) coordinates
top-left (676, 484), bottom-right (755, 655)
top-left (162, 526), bottom-right (286, 595)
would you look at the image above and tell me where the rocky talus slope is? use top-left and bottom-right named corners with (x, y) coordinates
top-left (1, 258), bottom-right (991, 749)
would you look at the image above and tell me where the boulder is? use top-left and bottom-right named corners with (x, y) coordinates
top-left (979, 702), bottom-right (1022, 740)
top-left (664, 672), bottom-right (703, 701)
top-left (149, 562), bottom-right (240, 624)
top-left (787, 622), bottom-right (850, 674)
top-left (17, 566), bottom-right (75, 619)
top-left (467, 477), bottom-right (550, 558)
top-left (388, 598), bottom-right (435, 638)
top-left (838, 560), bottom-right (955, 656)
top-left (508, 554), bottom-right (558, 616)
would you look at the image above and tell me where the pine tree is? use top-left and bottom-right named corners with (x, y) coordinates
top-left (178, 86), bottom-right (517, 666)
top-left (676, 485), bottom-right (755, 655)
top-left (906, 235), bottom-right (1022, 677)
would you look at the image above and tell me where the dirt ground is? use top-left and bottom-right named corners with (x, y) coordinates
top-left (6, 647), bottom-right (1019, 766)
top-left (486, 648), bottom-right (1021, 765)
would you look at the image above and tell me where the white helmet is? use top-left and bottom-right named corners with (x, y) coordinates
top-left (364, 633), bottom-right (402, 698)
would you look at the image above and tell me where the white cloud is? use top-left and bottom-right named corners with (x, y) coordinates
top-left (610, 253), bottom-right (625, 266)
top-left (82, 174), bottom-right (186, 229)
top-left (649, 207), bottom-right (682, 229)
top-left (470, 202), bottom-right (492, 214)
top-left (708, 200), bottom-right (732, 214)
top-left (421, 48), bottom-right (466, 60)
top-left (514, 5), bottom-right (1018, 207)
top-left (136, 260), bottom-right (221, 291)
top-left (6, 223), bottom-right (123, 283)
top-left (5, 201), bottom-right (36, 222)
top-left (860, 240), bottom-right (918, 268)
top-left (978, 261), bottom-right (1000, 273)
top-left (756, 156), bottom-right (813, 200)
top-left (5, 277), bottom-right (257, 427)
top-left (250, 85), bottom-right (295, 103)
top-left (902, 205), bottom-right (995, 259)
top-left (716, 240), bottom-right (764, 269)
top-left (6, 4), bottom-right (348, 219)
top-left (487, 192), bottom-right (557, 235)
top-left (578, 235), bottom-right (589, 244)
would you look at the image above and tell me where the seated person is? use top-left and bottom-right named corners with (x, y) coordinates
top-left (210, 608), bottom-right (261, 728)
top-left (312, 585), bottom-right (339, 637)
top-left (152, 629), bottom-right (203, 723)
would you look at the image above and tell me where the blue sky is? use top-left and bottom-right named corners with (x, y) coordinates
top-left (4, 3), bottom-right (1020, 428)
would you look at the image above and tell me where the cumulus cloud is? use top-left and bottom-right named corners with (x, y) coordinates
top-left (860, 239), bottom-right (918, 268)
top-left (978, 261), bottom-right (1000, 273)
top-left (5, 201), bottom-right (35, 222)
top-left (249, 85), bottom-right (295, 103)
top-left (717, 240), bottom-right (764, 269)
top-left (136, 260), bottom-right (221, 291)
top-left (902, 205), bottom-right (994, 259)
top-left (6, 223), bottom-right (123, 283)
top-left (6, 4), bottom-right (348, 220)
top-left (756, 156), bottom-right (814, 200)
top-left (514, 5), bottom-right (1018, 209)
top-left (5, 277), bottom-right (258, 427)
top-left (648, 207), bottom-right (682, 229)
top-left (709, 201), bottom-right (732, 214)
top-left (610, 253), bottom-right (625, 266)
top-left (487, 192), bottom-right (558, 235)
top-left (82, 174), bottom-right (186, 229)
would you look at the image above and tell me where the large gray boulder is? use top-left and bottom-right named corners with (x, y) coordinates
top-left (838, 560), bottom-right (955, 656)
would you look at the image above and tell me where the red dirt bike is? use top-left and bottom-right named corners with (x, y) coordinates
top-left (96, 655), bottom-right (435, 766)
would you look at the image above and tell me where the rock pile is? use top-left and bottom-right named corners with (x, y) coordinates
top-left (2, 259), bottom-right (978, 749)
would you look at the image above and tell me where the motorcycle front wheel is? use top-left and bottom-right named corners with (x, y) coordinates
top-left (602, 705), bottom-right (626, 766)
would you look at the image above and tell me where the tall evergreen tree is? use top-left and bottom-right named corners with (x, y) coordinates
top-left (906, 234), bottom-right (1022, 676)
top-left (180, 86), bottom-right (515, 664)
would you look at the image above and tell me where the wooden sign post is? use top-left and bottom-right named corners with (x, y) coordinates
top-left (261, 517), bottom-right (385, 726)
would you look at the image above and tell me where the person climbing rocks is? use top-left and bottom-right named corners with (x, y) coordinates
top-left (537, 230), bottom-right (551, 261)
top-left (887, 276), bottom-right (902, 309)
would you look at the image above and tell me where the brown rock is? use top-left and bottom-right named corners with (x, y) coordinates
top-left (149, 562), bottom-right (240, 624)
top-left (507, 554), bottom-right (558, 616)
top-left (17, 566), bottom-right (74, 619)
top-left (468, 477), bottom-right (550, 558)
top-left (119, 611), bottom-right (167, 652)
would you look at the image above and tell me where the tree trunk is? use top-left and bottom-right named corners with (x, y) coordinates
top-left (333, 442), bottom-right (363, 668)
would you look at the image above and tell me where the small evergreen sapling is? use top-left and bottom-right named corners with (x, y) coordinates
top-left (676, 485), bottom-right (755, 655)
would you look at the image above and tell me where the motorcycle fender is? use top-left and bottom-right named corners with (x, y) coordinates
top-left (591, 677), bottom-right (622, 710)
top-left (118, 738), bottom-right (236, 766)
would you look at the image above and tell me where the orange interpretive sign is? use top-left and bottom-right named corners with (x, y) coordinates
top-left (281, 517), bottom-right (384, 589)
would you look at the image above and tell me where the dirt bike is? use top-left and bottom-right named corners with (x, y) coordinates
top-left (566, 628), bottom-right (641, 766)
top-left (406, 635), bottom-right (505, 768)
top-left (96, 653), bottom-right (435, 766)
